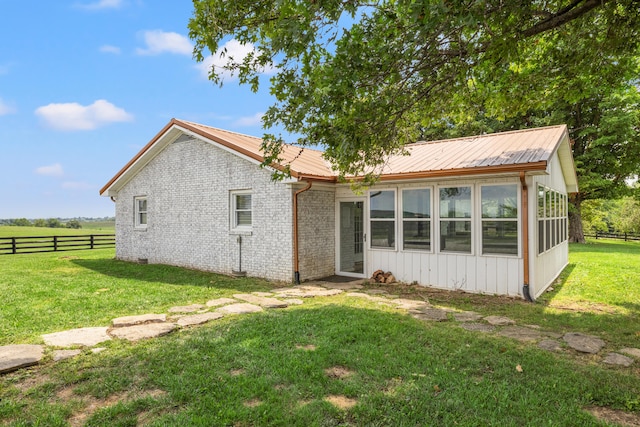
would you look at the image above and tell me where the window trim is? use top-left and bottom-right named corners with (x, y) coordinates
top-left (438, 185), bottom-right (473, 254)
top-left (230, 190), bottom-right (253, 232)
top-left (134, 196), bottom-right (148, 229)
top-left (536, 185), bottom-right (568, 255)
top-left (400, 187), bottom-right (433, 252)
top-left (479, 183), bottom-right (519, 257)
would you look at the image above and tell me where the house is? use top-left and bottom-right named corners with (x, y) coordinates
top-left (100, 119), bottom-right (578, 300)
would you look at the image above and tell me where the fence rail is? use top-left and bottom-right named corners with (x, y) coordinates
top-left (585, 231), bottom-right (640, 242)
top-left (0, 234), bottom-right (115, 255)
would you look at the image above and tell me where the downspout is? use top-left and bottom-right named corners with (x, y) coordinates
top-left (293, 180), bottom-right (312, 284)
top-left (520, 172), bottom-right (533, 302)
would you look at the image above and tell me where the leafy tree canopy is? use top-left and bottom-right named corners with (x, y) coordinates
top-left (190, 0), bottom-right (640, 182)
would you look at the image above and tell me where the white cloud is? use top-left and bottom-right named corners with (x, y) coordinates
top-left (0, 98), bottom-right (16, 115)
top-left (196, 39), bottom-right (275, 82)
top-left (100, 44), bottom-right (121, 54)
top-left (62, 181), bottom-right (94, 190)
top-left (35, 163), bottom-right (64, 177)
top-left (234, 112), bottom-right (264, 127)
top-left (136, 30), bottom-right (192, 56)
top-left (35, 99), bottom-right (133, 131)
top-left (75, 0), bottom-right (123, 10)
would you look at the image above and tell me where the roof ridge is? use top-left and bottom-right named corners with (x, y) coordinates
top-left (412, 124), bottom-right (566, 146)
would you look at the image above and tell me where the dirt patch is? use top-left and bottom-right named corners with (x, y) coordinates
top-left (68, 391), bottom-right (128, 427)
top-left (243, 398), bottom-right (263, 408)
top-left (297, 399), bottom-right (312, 407)
top-left (549, 301), bottom-right (620, 315)
top-left (10, 372), bottom-right (51, 393)
top-left (324, 366), bottom-right (353, 379)
top-left (295, 344), bottom-right (316, 351)
top-left (324, 395), bottom-right (357, 410)
top-left (383, 377), bottom-right (403, 396)
top-left (585, 406), bottom-right (640, 426)
top-left (230, 369), bottom-right (245, 376)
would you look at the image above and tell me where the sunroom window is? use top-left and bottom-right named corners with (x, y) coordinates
top-left (370, 190), bottom-right (395, 249)
top-left (402, 188), bottom-right (431, 250)
top-left (481, 184), bottom-right (518, 255)
top-left (439, 186), bottom-right (471, 253)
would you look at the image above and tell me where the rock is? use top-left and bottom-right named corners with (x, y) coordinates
top-left (109, 323), bottom-right (176, 341)
top-left (483, 316), bottom-right (515, 326)
top-left (321, 282), bottom-right (364, 290)
top-left (233, 293), bottom-right (288, 308)
top-left (497, 326), bottom-right (543, 342)
top-left (365, 289), bottom-right (388, 295)
top-left (346, 292), bottom-right (390, 304)
top-left (619, 348), bottom-right (640, 359)
top-left (602, 353), bottom-right (634, 367)
top-left (53, 349), bottom-right (82, 361)
top-left (563, 333), bottom-right (606, 354)
top-left (168, 304), bottom-right (205, 313)
top-left (461, 323), bottom-right (495, 333)
top-left (216, 303), bottom-right (264, 315)
top-left (0, 344), bottom-right (45, 374)
top-left (177, 312), bottom-right (224, 327)
top-left (91, 347), bottom-right (107, 354)
top-left (252, 292), bottom-right (274, 297)
top-left (274, 286), bottom-right (343, 298)
top-left (538, 339), bottom-right (563, 352)
top-left (111, 314), bottom-right (166, 328)
top-left (453, 311), bottom-right (483, 322)
top-left (206, 297), bottom-right (237, 307)
top-left (42, 327), bottom-right (111, 347)
top-left (411, 308), bottom-right (449, 322)
top-left (390, 298), bottom-right (429, 310)
top-left (282, 298), bottom-right (304, 305)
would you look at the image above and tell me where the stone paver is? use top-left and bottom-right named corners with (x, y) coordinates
top-left (109, 323), bottom-right (176, 341)
top-left (320, 282), bottom-right (364, 290)
top-left (177, 312), bottom-right (224, 327)
top-left (233, 293), bottom-right (288, 308)
top-left (42, 327), bottom-right (111, 348)
top-left (461, 323), bottom-right (495, 333)
top-left (453, 311), bottom-right (483, 322)
top-left (538, 339), bottom-right (563, 352)
top-left (364, 289), bottom-right (387, 295)
top-left (563, 332), bottom-right (606, 354)
top-left (0, 345), bottom-right (44, 374)
top-left (53, 349), bottom-right (82, 362)
top-left (252, 292), bottom-right (274, 297)
top-left (112, 314), bottom-right (166, 328)
top-left (484, 315), bottom-right (515, 326)
top-left (602, 352), bottom-right (634, 367)
top-left (497, 326), bottom-right (544, 342)
top-left (168, 304), bottom-right (206, 313)
top-left (216, 303), bottom-right (264, 315)
top-left (345, 292), bottom-right (391, 304)
top-left (274, 286), bottom-right (343, 298)
top-left (206, 297), bottom-right (237, 307)
top-left (282, 298), bottom-right (304, 305)
top-left (619, 347), bottom-right (640, 358)
top-left (390, 298), bottom-right (429, 310)
top-left (411, 308), bottom-right (449, 322)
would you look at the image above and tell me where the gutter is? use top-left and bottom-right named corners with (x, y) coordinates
top-left (293, 180), bottom-right (312, 284)
top-left (520, 172), bottom-right (533, 302)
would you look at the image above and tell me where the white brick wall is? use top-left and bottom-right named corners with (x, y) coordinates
top-left (114, 135), bottom-right (295, 281)
top-left (297, 187), bottom-right (336, 280)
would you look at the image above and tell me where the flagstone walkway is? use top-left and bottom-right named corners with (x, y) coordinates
top-left (1, 282), bottom-right (638, 375)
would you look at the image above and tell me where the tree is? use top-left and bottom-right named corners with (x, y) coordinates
top-left (190, 0), bottom-right (640, 184)
top-left (46, 218), bottom-right (62, 228)
top-left (10, 218), bottom-right (31, 227)
top-left (33, 219), bottom-right (46, 227)
top-left (66, 219), bottom-right (82, 229)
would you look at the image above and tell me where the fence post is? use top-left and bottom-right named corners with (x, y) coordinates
top-left (625, 232), bottom-right (628, 241)
top-left (11, 237), bottom-right (16, 254)
top-left (53, 236), bottom-right (58, 251)
top-left (90, 235), bottom-right (94, 249)
top-left (595, 231), bottom-right (598, 240)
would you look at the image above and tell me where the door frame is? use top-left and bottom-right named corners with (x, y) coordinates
top-left (335, 197), bottom-right (367, 277)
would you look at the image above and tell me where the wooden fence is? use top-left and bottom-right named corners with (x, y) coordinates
top-left (0, 234), bottom-right (115, 255)
top-left (585, 231), bottom-right (640, 242)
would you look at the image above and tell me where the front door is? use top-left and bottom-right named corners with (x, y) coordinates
top-left (337, 200), bottom-right (365, 276)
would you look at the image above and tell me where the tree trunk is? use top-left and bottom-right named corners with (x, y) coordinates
top-left (569, 195), bottom-right (586, 243)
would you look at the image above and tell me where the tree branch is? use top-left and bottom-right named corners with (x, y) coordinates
top-left (521, 0), bottom-right (611, 37)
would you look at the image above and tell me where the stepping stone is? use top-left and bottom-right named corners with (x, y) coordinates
top-left (177, 312), bottom-right (224, 327)
top-left (497, 326), bottom-right (543, 342)
top-left (109, 323), bottom-right (176, 341)
top-left (321, 282), bottom-right (364, 290)
top-left (53, 349), bottom-right (82, 362)
top-left (346, 292), bottom-right (390, 304)
top-left (390, 298), bottom-right (429, 310)
top-left (484, 316), bottom-right (515, 326)
top-left (282, 298), bottom-right (304, 305)
top-left (411, 308), bottom-right (449, 321)
top-left (538, 339), bottom-right (563, 352)
top-left (453, 311), bottom-right (483, 322)
top-left (619, 348), bottom-right (640, 358)
top-left (274, 287), bottom-right (343, 297)
top-left (233, 293), bottom-right (288, 308)
top-left (112, 314), bottom-right (166, 328)
top-left (461, 323), bottom-right (495, 333)
top-left (216, 303), bottom-right (264, 315)
top-left (42, 327), bottom-right (111, 347)
top-left (545, 332), bottom-right (563, 339)
top-left (0, 344), bottom-right (45, 374)
top-left (252, 292), bottom-right (274, 297)
top-left (168, 304), bottom-right (205, 313)
top-left (563, 333), bottom-right (606, 354)
top-left (602, 353), bottom-right (634, 367)
top-left (206, 297), bottom-right (237, 307)
top-left (365, 289), bottom-right (388, 295)
top-left (91, 348), bottom-right (107, 354)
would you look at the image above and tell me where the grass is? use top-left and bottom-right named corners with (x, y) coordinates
top-left (0, 239), bottom-right (638, 425)
top-left (0, 225), bottom-right (114, 238)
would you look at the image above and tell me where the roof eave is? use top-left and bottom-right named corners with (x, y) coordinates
top-left (374, 162), bottom-right (549, 182)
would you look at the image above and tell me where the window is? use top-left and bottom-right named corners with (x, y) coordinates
top-left (134, 196), bottom-right (147, 228)
top-left (481, 184), bottom-right (518, 255)
top-left (439, 186), bottom-right (471, 253)
top-left (537, 185), bottom-right (567, 254)
top-left (370, 190), bottom-right (395, 249)
top-left (402, 188), bottom-right (431, 250)
top-left (231, 191), bottom-right (252, 230)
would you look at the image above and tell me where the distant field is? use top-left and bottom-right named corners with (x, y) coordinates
top-left (0, 225), bottom-right (114, 237)
top-left (79, 220), bottom-right (115, 231)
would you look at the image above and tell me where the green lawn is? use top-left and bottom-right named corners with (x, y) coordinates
top-left (0, 240), bottom-right (638, 425)
top-left (0, 225), bottom-right (114, 238)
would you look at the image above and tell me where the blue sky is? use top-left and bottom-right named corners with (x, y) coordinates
top-left (0, 0), bottom-right (279, 218)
